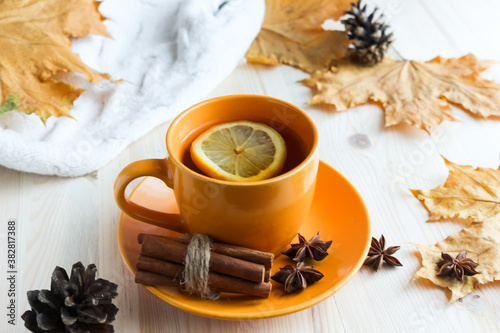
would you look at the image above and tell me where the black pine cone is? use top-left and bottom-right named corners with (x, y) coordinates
top-left (21, 262), bottom-right (119, 333)
top-left (342, 1), bottom-right (394, 65)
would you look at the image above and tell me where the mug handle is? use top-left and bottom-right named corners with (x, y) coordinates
top-left (114, 158), bottom-right (187, 234)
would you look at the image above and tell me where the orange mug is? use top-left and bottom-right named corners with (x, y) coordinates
top-left (114, 95), bottom-right (319, 254)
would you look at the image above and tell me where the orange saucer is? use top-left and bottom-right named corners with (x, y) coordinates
top-left (118, 160), bottom-right (371, 320)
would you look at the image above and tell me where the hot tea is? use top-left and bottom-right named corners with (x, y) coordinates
top-left (181, 121), bottom-right (309, 180)
top-left (115, 94), bottom-right (319, 254)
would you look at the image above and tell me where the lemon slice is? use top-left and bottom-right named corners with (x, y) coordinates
top-left (190, 121), bottom-right (287, 182)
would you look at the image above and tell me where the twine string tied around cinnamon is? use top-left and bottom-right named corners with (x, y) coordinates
top-left (181, 233), bottom-right (221, 300)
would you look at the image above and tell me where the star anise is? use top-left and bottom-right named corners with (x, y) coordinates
top-left (282, 232), bottom-right (332, 262)
top-left (364, 235), bottom-right (402, 271)
top-left (436, 251), bottom-right (480, 281)
top-left (271, 262), bottom-right (324, 293)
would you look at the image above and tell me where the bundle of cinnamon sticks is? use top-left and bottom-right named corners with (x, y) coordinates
top-left (135, 234), bottom-right (274, 298)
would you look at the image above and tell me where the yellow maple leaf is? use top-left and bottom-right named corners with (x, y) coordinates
top-left (411, 158), bottom-right (500, 223)
top-left (0, 0), bottom-right (112, 122)
top-left (301, 54), bottom-right (500, 131)
top-left (246, 0), bottom-right (350, 73)
top-left (413, 217), bottom-right (500, 302)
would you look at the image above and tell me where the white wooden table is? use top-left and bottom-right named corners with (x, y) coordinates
top-left (2, 0), bottom-right (500, 332)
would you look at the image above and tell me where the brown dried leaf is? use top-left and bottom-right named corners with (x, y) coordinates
top-left (411, 158), bottom-right (500, 222)
top-left (413, 217), bottom-right (500, 302)
top-left (301, 54), bottom-right (500, 131)
top-left (0, 0), bottom-right (112, 122)
top-left (246, 0), bottom-right (350, 73)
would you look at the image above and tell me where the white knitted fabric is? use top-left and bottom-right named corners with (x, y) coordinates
top-left (0, 0), bottom-right (264, 176)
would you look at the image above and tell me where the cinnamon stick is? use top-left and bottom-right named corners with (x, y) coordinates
top-left (140, 234), bottom-right (265, 283)
top-left (138, 233), bottom-right (273, 269)
top-left (136, 256), bottom-right (272, 298)
top-left (137, 255), bottom-right (183, 279)
top-left (135, 270), bottom-right (179, 288)
top-left (264, 268), bottom-right (271, 283)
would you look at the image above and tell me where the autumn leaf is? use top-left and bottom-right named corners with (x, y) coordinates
top-left (412, 158), bottom-right (500, 301)
top-left (301, 54), bottom-right (500, 131)
top-left (411, 158), bottom-right (500, 223)
top-left (246, 0), bottom-right (351, 73)
top-left (413, 217), bottom-right (500, 302)
top-left (0, 0), bottom-right (112, 122)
